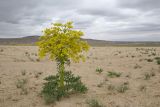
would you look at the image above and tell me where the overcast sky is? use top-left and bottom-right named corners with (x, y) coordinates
top-left (0, 0), bottom-right (160, 41)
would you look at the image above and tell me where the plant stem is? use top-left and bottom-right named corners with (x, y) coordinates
top-left (59, 61), bottom-right (65, 88)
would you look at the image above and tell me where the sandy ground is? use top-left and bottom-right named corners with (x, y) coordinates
top-left (0, 46), bottom-right (160, 107)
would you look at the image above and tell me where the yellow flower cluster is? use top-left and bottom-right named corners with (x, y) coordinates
top-left (37, 21), bottom-right (90, 63)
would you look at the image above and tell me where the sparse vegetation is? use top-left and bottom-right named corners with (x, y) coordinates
top-left (25, 52), bottom-right (29, 55)
top-left (144, 72), bottom-right (155, 80)
top-left (151, 53), bottom-right (156, 56)
top-left (34, 72), bottom-right (43, 78)
top-left (36, 58), bottom-right (40, 62)
top-left (146, 59), bottom-right (153, 62)
top-left (155, 57), bottom-right (160, 64)
top-left (97, 81), bottom-right (105, 88)
top-left (16, 79), bottom-right (27, 88)
top-left (131, 55), bottom-right (135, 58)
top-left (1, 45), bottom-right (160, 106)
top-left (107, 71), bottom-right (121, 78)
top-left (16, 78), bottom-right (28, 95)
top-left (86, 99), bottom-right (104, 107)
top-left (144, 73), bottom-right (151, 80)
top-left (116, 83), bottom-right (129, 93)
top-left (107, 84), bottom-right (115, 91)
top-left (134, 64), bottom-right (142, 69)
top-left (41, 71), bottom-right (87, 104)
top-left (21, 70), bottom-right (26, 76)
top-left (157, 59), bottom-right (160, 65)
top-left (0, 49), bottom-right (3, 52)
top-left (139, 85), bottom-right (146, 91)
top-left (96, 67), bottom-right (103, 73)
top-left (35, 73), bottom-right (39, 78)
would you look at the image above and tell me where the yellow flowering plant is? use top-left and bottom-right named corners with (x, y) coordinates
top-left (37, 21), bottom-right (90, 89)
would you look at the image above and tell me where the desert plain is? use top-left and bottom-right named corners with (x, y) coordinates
top-left (0, 46), bottom-right (160, 107)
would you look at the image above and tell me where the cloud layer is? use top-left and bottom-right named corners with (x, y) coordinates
top-left (0, 0), bottom-right (160, 41)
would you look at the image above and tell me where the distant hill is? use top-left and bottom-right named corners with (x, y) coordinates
top-left (0, 36), bottom-right (160, 46)
top-left (0, 36), bottom-right (39, 45)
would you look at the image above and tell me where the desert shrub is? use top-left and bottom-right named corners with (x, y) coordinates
top-left (144, 73), bottom-right (151, 80)
top-left (107, 84), bottom-right (115, 91)
top-left (20, 88), bottom-right (28, 95)
top-left (131, 55), bottom-right (135, 58)
top-left (96, 67), bottom-right (103, 73)
top-left (21, 70), bottom-right (26, 76)
top-left (155, 57), bottom-right (160, 60)
top-left (16, 79), bottom-right (27, 88)
top-left (36, 58), bottom-right (40, 62)
top-left (35, 73), bottom-right (39, 78)
top-left (134, 64), bottom-right (142, 69)
top-left (41, 71), bottom-right (87, 104)
top-left (16, 78), bottom-right (28, 95)
top-left (25, 52), bottom-right (29, 56)
top-left (139, 85), bottom-right (146, 91)
top-left (155, 57), bottom-right (160, 65)
top-left (97, 81), bottom-right (105, 88)
top-left (150, 72), bottom-right (155, 76)
top-left (146, 59), bottom-right (153, 62)
top-left (86, 99), bottom-right (104, 107)
top-left (107, 71), bottom-right (121, 78)
top-left (116, 83), bottom-right (129, 93)
top-left (144, 72), bottom-right (155, 80)
top-left (0, 49), bottom-right (3, 52)
top-left (151, 53), bottom-right (156, 56)
top-left (118, 51), bottom-right (121, 54)
top-left (157, 60), bottom-right (160, 65)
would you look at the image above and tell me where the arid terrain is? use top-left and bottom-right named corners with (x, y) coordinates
top-left (0, 46), bottom-right (160, 107)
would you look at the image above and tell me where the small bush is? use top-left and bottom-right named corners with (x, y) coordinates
top-left (16, 79), bottom-right (28, 95)
top-left (151, 53), bottom-right (156, 56)
top-left (41, 71), bottom-right (87, 104)
top-left (155, 57), bottom-right (160, 60)
top-left (0, 49), bottom-right (3, 52)
top-left (144, 72), bottom-right (155, 80)
top-left (116, 83), bottom-right (129, 93)
top-left (134, 64), bottom-right (142, 69)
top-left (35, 73), bottom-right (39, 78)
top-left (96, 67), bottom-right (103, 73)
top-left (97, 82), bottom-right (105, 88)
top-left (150, 72), bottom-right (155, 76)
top-left (144, 73), bottom-right (150, 80)
top-left (131, 55), bottom-right (135, 58)
top-left (139, 85), bottom-right (146, 91)
top-left (146, 59), bottom-right (153, 62)
top-left (21, 88), bottom-right (28, 95)
top-left (108, 84), bottom-right (115, 91)
top-left (86, 99), bottom-right (104, 107)
top-left (107, 71), bottom-right (121, 78)
top-left (155, 57), bottom-right (160, 65)
top-left (157, 60), bottom-right (160, 65)
top-left (36, 58), bottom-right (40, 62)
top-left (25, 52), bottom-right (29, 55)
top-left (21, 70), bottom-right (26, 76)
top-left (16, 79), bottom-right (27, 88)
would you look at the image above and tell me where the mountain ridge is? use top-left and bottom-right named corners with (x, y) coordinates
top-left (0, 36), bottom-right (160, 46)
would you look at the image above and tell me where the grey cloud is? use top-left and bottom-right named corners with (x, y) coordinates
top-left (77, 8), bottom-right (132, 21)
top-left (0, 0), bottom-right (160, 41)
top-left (119, 0), bottom-right (160, 10)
